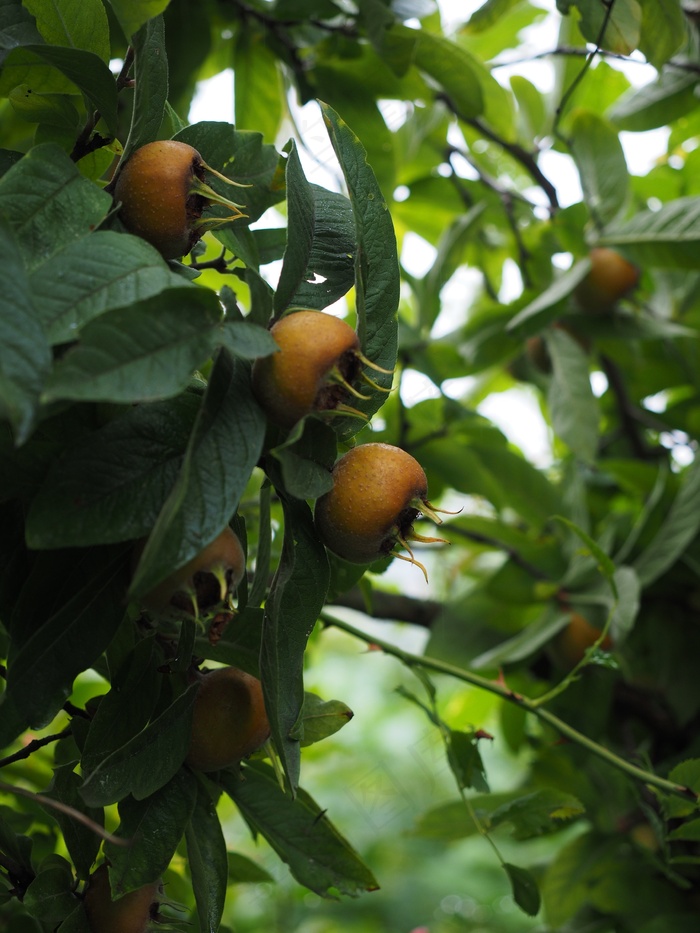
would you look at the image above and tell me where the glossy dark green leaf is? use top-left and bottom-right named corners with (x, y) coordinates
top-left (221, 762), bottom-right (379, 897)
top-left (129, 349), bottom-right (266, 600)
top-left (233, 24), bottom-right (282, 143)
top-left (0, 215), bottom-right (51, 444)
top-left (25, 390), bottom-right (201, 549)
top-left (602, 197), bottom-right (700, 268)
top-left (42, 288), bottom-right (223, 404)
top-left (608, 69), bottom-right (698, 132)
top-left (274, 141), bottom-right (316, 315)
top-left (80, 683), bottom-right (197, 807)
top-left (104, 768), bottom-right (198, 895)
top-left (24, 0), bottom-right (110, 62)
top-left (261, 497), bottom-right (330, 792)
top-left (23, 855), bottom-right (76, 924)
top-left (218, 320), bottom-right (280, 360)
top-left (0, 144), bottom-right (111, 268)
top-left (446, 729), bottom-right (490, 793)
top-left (185, 781), bottom-right (228, 933)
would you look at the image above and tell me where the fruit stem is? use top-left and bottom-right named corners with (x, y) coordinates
top-left (319, 612), bottom-right (700, 805)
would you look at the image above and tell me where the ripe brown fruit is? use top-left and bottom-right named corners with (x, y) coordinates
top-left (84, 864), bottom-right (163, 933)
top-left (114, 140), bottom-right (246, 259)
top-left (185, 666), bottom-right (270, 772)
top-left (139, 526), bottom-right (245, 615)
top-left (251, 310), bottom-right (391, 429)
top-left (314, 442), bottom-right (447, 578)
top-left (549, 612), bottom-right (613, 670)
top-left (575, 247), bottom-right (640, 313)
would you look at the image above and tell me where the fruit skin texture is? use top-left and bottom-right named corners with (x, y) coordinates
top-left (115, 140), bottom-right (210, 259)
top-left (186, 666), bottom-right (270, 772)
top-left (251, 310), bottom-right (362, 428)
top-left (575, 247), bottom-right (640, 312)
top-left (139, 526), bottom-right (245, 613)
top-left (315, 443), bottom-right (431, 564)
top-left (84, 864), bottom-right (162, 933)
top-left (549, 612), bottom-right (613, 670)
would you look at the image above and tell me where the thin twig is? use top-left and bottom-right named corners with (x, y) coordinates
top-left (0, 730), bottom-right (71, 769)
top-left (0, 780), bottom-right (129, 847)
top-left (321, 611), bottom-right (699, 804)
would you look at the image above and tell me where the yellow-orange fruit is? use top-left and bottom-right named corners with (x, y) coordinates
top-left (84, 864), bottom-right (162, 933)
top-left (575, 247), bottom-right (640, 312)
top-left (186, 666), bottom-right (270, 772)
top-left (549, 612), bottom-right (613, 670)
top-left (315, 443), bottom-right (433, 564)
top-left (251, 310), bottom-right (362, 428)
top-left (139, 526), bottom-right (245, 613)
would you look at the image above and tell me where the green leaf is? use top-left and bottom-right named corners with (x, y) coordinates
top-left (79, 684), bottom-right (198, 807)
top-left (185, 782), bottom-right (228, 933)
top-left (105, 0), bottom-right (171, 40)
top-left (555, 515), bottom-right (617, 589)
top-left (234, 25), bottom-right (283, 143)
top-left (261, 497), bottom-right (330, 792)
top-left (26, 390), bottom-right (201, 549)
top-left (42, 767), bottom-right (103, 880)
top-left (219, 320), bottom-right (280, 360)
top-left (80, 638), bottom-right (163, 774)
top-left (471, 606), bottom-right (570, 670)
top-left (575, 0), bottom-right (642, 55)
top-left (23, 0), bottom-right (110, 62)
top-left (129, 350), bottom-right (266, 600)
top-left (274, 141), bottom-right (316, 315)
top-left (446, 729), bottom-right (489, 792)
top-left (546, 327), bottom-right (599, 463)
top-left (0, 45), bottom-right (118, 132)
top-left (221, 762), bottom-right (379, 897)
top-left (42, 288), bottom-right (223, 404)
top-left (638, 0), bottom-right (688, 69)
top-left (602, 197), bottom-right (700, 268)
top-left (23, 855), bottom-right (76, 924)
top-left (0, 215), bottom-right (51, 444)
top-left (503, 862), bottom-right (541, 916)
top-left (9, 84), bottom-right (80, 128)
top-left (227, 852), bottom-right (274, 884)
top-left (490, 789), bottom-right (584, 840)
top-left (120, 16), bottom-right (168, 163)
top-left (299, 692), bottom-right (354, 747)
top-left (608, 68), bottom-right (699, 132)
top-left (633, 456), bottom-right (700, 586)
top-left (320, 102), bottom-right (399, 431)
top-left (667, 818), bottom-right (700, 842)
top-left (570, 110), bottom-right (629, 226)
top-left (0, 142), bottom-right (111, 268)
top-left (506, 260), bottom-right (591, 333)
top-left (664, 759), bottom-right (700, 818)
top-left (391, 24), bottom-right (484, 119)
top-left (104, 768), bottom-right (198, 896)
top-left (30, 231), bottom-right (187, 344)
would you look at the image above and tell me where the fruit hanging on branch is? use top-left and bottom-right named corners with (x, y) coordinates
top-left (314, 442), bottom-right (449, 580)
top-left (251, 310), bottom-right (392, 429)
top-left (137, 525), bottom-right (245, 616)
top-left (185, 666), bottom-right (270, 772)
top-left (575, 247), bottom-right (640, 313)
top-left (84, 863), bottom-right (165, 933)
top-left (114, 140), bottom-right (248, 259)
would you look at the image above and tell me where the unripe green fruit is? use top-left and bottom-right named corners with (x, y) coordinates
top-left (251, 310), bottom-right (370, 428)
top-left (186, 666), bottom-right (270, 772)
top-left (114, 140), bottom-right (245, 259)
top-left (315, 443), bottom-right (445, 573)
top-left (84, 864), bottom-right (163, 933)
top-left (575, 247), bottom-right (640, 313)
top-left (139, 526), bottom-right (245, 614)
